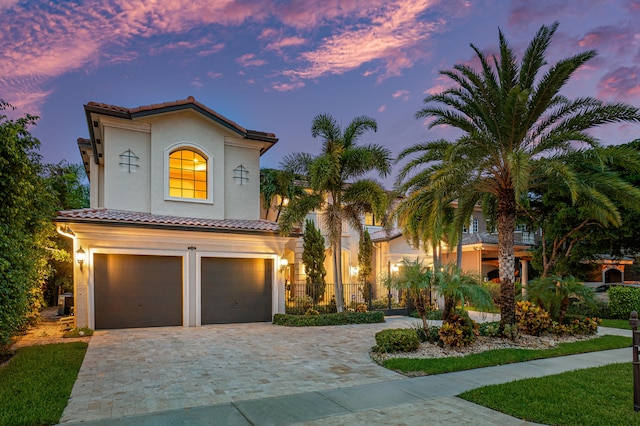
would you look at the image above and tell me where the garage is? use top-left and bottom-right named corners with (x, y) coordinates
top-left (201, 257), bottom-right (273, 324)
top-left (94, 254), bottom-right (183, 329)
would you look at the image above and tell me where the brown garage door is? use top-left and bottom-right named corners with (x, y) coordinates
top-left (201, 258), bottom-right (272, 324)
top-left (94, 254), bottom-right (183, 329)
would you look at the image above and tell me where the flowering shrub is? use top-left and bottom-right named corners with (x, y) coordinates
top-left (551, 315), bottom-right (601, 335)
top-left (438, 314), bottom-right (478, 347)
top-left (516, 301), bottom-right (551, 336)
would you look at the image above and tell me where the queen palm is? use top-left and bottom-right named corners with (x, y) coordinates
top-left (279, 114), bottom-right (392, 312)
top-left (395, 22), bottom-right (640, 332)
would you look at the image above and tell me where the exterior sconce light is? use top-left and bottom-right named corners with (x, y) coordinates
top-left (76, 246), bottom-right (86, 271)
top-left (280, 258), bottom-right (289, 273)
top-left (350, 266), bottom-right (359, 277)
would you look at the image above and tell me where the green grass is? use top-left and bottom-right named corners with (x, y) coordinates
top-left (0, 343), bottom-right (87, 426)
top-left (461, 363), bottom-right (640, 426)
top-left (382, 335), bottom-right (631, 375)
top-left (601, 318), bottom-right (632, 330)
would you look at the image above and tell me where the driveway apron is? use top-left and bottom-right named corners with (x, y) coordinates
top-left (60, 320), bottom-right (413, 423)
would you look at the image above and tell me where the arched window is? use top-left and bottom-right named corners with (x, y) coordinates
top-left (168, 149), bottom-right (208, 199)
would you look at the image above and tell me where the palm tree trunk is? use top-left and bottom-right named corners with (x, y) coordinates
top-left (334, 237), bottom-right (344, 312)
top-left (497, 189), bottom-right (517, 332)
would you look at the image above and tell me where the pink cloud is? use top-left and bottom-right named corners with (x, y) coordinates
top-left (266, 36), bottom-right (307, 51)
top-left (597, 66), bottom-right (640, 100)
top-left (272, 81), bottom-right (306, 92)
top-left (236, 53), bottom-right (268, 67)
top-left (207, 71), bottom-right (223, 79)
top-left (392, 90), bottom-right (410, 101)
top-left (275, 0), bottom-right (389, 29)
top-left (285, 0), bottom-right (442, 81)
top-left (378, 104), bottom-right (387, 112)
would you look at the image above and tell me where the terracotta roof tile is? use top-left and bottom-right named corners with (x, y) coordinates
top-left (56, 208), bottom-right (280, 233)
top-left (370, 228), bottom-right (403, 242)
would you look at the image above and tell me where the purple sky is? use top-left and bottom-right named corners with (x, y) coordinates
top-left (2, 0), bottom-right (639, 187)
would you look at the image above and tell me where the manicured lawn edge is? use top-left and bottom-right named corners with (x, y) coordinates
top-left (382, 335), bottom-right (631, 375)
top-left (460, 363), bottom-right (639, 426)
top-left (0, 342), bottom-right (87, 426)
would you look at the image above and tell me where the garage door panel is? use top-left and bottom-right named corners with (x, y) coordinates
top-left (201, 258), bottom-right (272, 324)
top-left (94, 254), bottom-right (183, 329)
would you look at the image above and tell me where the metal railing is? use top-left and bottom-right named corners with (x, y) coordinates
top-left (284, 281), bottom-right (407, 314)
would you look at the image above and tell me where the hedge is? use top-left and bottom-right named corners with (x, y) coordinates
top-left (609, 286), bottom-right (640, 319)
top-left (373, 328), bottom-right (420, 353)
top-left (272, 311), bottom-right (385, 326)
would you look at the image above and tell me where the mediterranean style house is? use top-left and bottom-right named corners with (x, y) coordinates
top-left (55, 97), bottom-right (291, 329)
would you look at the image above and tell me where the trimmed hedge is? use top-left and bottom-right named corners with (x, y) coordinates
top-left (273, 311), bottom-right (385, 326)
top-left (608, 286), bottom-right (640, 319)
top-left (374, 328), bottom-right (420, 353)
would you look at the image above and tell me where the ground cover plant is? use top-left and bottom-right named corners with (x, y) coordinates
top-left (0, 342), bottom-right (87, 426)
top-left (460, 363), bottom-right (640, 426)
top-left (381, 335), bottom-right (630, 375)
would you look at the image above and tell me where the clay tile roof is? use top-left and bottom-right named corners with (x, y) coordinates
top-left (370, 228), bottom-right (403, 242)
top-left (55, 208), bottom-right (280, 234)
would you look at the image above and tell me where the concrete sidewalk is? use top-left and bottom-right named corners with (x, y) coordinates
top-left (72, 345), bottom-right (629, 425)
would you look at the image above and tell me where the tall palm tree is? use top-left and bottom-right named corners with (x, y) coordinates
top-left (395, 22), bottom-right (640, 332)
top-left (259, 168), bottom-right (305, 221)
top-left (279, 114), bottom-right (392, 312)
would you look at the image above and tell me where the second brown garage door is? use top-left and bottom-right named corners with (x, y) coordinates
top-left (201, 257), bottom-right (273, 324)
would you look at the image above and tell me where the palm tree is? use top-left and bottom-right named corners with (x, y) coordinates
top-left (395, 22), bottom-right (640, 332)
top-left (279, 114), bottom-right (392, 312)
top-left (391, 258), bottom-right (434, 329)
top-left (435, 264), bottom-right (493, 323)
top-left (260, 168), bottom-right (305, 221)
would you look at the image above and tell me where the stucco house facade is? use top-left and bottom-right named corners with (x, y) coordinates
top-left (55, 97), bottom-right (291, 329)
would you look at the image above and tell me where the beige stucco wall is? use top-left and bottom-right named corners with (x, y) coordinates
top-left (94, 110), bottom-right (262, 221)
top-left (224, 141), bottom-right (260, 220)
top-left (102, 122), bottom-right (151, 212)
top-left (65, 223), bottom-right (290, 329)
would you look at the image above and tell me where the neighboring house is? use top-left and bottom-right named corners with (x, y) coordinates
top-left (55, 97), bottom-right (291, 329)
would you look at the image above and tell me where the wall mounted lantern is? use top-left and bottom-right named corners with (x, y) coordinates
top-left (280, 258), bottom-right (289, 273)
top-left (76, 246), bottom-right (86, 271)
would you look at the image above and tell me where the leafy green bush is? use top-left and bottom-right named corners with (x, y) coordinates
top-left (567, 299), bottom-right (609, 319)
top-left (412, 324), bottom-right (440, 343)
top-left (516, 301), bottom-right (551, 336)
top-left (304, 308), bottom-right (319, 316)
top-left (478, 321), bottom-right (501, 337)
top-left (373, 328), bottom-right (420, 353)
top-left (438, 314), bottom-right (478, 347)
top-left (608, 286), bottom-right (640, 319)
top-left (273, 311), bottom-right (385, 326)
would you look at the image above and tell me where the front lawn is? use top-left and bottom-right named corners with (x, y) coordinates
top-left (0, 343), bottom-right (87, 426)
top-left (461, 363), bottom-right (640, 426)
top-left (601, 318), bottom-right (632, 330)
top-left (382, 335), bottom-right (630, 375)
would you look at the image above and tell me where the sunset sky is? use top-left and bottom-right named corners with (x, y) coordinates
top-left (2, 0), bottom-right (639, 186)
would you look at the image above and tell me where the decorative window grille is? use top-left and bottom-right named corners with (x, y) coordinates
top-left (119, 149), bottom-right (139, 172)
top-left (233, 164), bottom-right (249, 185)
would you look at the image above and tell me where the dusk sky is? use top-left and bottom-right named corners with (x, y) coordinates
top-left (2, 0), bottom-right (640, 187)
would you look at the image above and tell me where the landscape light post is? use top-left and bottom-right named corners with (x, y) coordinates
top-left (630, 311), bottom-right (640, 411)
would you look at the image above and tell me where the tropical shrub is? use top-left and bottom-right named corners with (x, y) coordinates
top-left (527, 276), bottom-right (597, 323)
top-left (435, 264), bottom-right (493, 324)
top-left (374, 329), bottom-right (420, 353)
top-left (551, 315), bottom-right (601, 335)
top-left (567, 299), bottom-right (610, 319)
top-left (438, 313), bottom-right (478, 347)
top-left (516, 301), bottom-right (552, 336)
top-left (608, 286), bottom-right (640, 319)
top-left (478, 321), bottom-right (501, 337)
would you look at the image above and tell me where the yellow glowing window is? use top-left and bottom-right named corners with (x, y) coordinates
top-left (169, 149), bottom-right (207, 199)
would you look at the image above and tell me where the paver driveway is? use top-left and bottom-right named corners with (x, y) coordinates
top-left (60, 319), bottom-right (416, 423)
